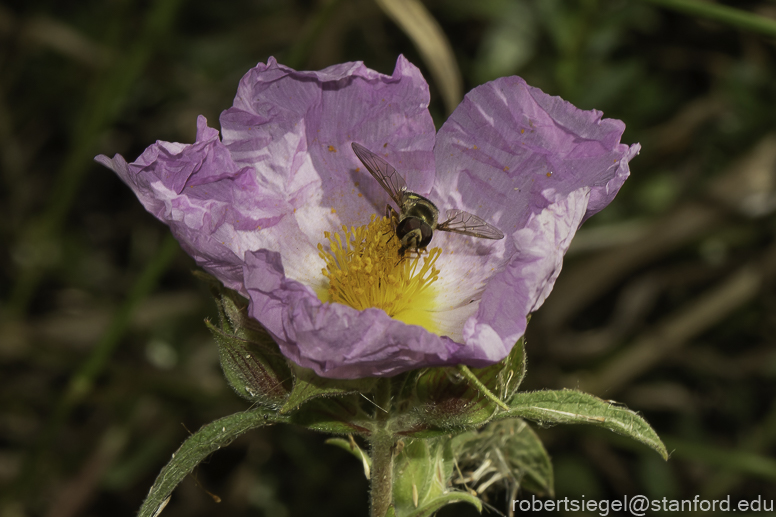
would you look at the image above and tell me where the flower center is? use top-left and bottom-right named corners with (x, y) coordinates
top-left (317, 215), bottom-right (441, 332)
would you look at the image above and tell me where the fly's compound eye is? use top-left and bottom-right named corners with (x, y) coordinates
top-left (395, 217), bottom-right (419, 241)
top-left (396, 218), bottom-right (433, 248)
top-left (419, 223), bottom-right (433, 247)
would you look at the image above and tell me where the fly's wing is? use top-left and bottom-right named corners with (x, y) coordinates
top-left (351, 142), bottom-right (407, 207)
top-left (436, 209), bottom-right (505, 239)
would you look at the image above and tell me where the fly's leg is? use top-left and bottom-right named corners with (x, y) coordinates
top-left (385, 204), bottom-right (399, 226)
top-left (384, 204), bottom-right (399, 243)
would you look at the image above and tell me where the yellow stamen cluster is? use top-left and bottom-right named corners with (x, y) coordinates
top-left (317, 215), bottom-right (441, 319)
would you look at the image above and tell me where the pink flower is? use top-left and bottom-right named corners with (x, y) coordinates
top-left (97, 56), bottom-right (638, 378)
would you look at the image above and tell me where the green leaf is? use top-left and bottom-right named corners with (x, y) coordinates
top-left (280, 364), bottom-right (377, 414)
top-left (394, 438), bottom-right (455, 510)
top-left (507, 421), bottom-right (553, 496)
top-left (137, 409), bottom-right (286, 517)
top-left (393, 439), bottom-right (435, 512)
top-left (501, 389), bottom-right (668, 460)
top-left (453, 419), bottom-right (554, 497)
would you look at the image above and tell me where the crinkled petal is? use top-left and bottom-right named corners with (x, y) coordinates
top-left (96, 115), bottom-right (270, 293)
top-left (432, 76), bottom-right (639, 365)
top-left (461, 187), bottom-right (591, 359)
top-left (221, 55), bottom-right (435, 223)
top-left (242, 250), bottom-right (498, 378)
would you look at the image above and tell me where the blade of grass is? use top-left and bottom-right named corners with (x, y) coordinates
top-left (16, 234), bottom-right (179, 496)
top-left (7, 0), bottom-right (185, 317)
top-left (576, 264), bottom-right (763, 396)
top-left (664, 436), bottom-right (776, 483)
top-left (638, 0), bottom-right (776, 38)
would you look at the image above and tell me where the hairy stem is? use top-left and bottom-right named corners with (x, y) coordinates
top-left (370, 379), bottom-right (394, 517)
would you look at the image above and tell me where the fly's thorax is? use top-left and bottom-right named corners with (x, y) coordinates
top-left (399, 191), bottom-right (439, 227)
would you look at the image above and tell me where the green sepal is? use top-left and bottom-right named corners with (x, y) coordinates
top-left (211, 282), bottom-right (267, 339)
top-left (391, 370), bottom-right (422, 413)
top-left (452, 418), bottom-right (554, 497)
top-left (289, 394), bottom-right (375, 435)
top-left (464, 334), bottom-right (526, 403)
top-left (207, 321), bottom-right (291, 406)
top-left (500, 334), bottom-right (527, 400)
top-left (208, 288), bottom-right (292, 407)
top-left (385, 371), bottom-right (444, 437)
top-left (394, 427), bottom-right (464, 439)
top-left (137, 408), bottom-right (286, 517)
top-left (393, 437), bottom-right (481, 517)
top-left (280, 364), bottom-right (378, 414)
top-left (410, 336), bottom-right (525, 431)
top-left (499, 389), bottom-right (668, 460)
top-left (457, 365), bottom-right (509, 411)
top-left (413, 366), bottom-right (498, 429)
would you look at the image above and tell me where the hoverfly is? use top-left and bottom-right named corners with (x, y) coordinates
top-left (351, 142), bottom-right (504, 255)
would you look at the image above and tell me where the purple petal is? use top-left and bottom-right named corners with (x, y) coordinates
top-left (433, 76), bottom-right (639, 365)
top-left (220, 55), bottom-right (437, 226)
top-left (96, 116), bottom-right (268, 293)
top-left (242, 249), bottom-right (496, 378)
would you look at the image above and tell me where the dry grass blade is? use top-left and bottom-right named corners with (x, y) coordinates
top-left (543, 202), bottom-right (722, 327)
top-left (374, 0), bottom-right (462, 114)
top-left (20, 17), bottom-right (112, 67)
top-left (45, 427), bottom-right (129, 517)
top-left (572, 261), bottom-right (766, 396)
top-left (545, 131), bottom-right (776, 328)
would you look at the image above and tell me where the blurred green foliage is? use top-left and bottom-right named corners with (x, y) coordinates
top-left (1, 0), bottom-right (775, 515)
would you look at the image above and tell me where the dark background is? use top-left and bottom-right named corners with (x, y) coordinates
top-left (1, 0), bottom-right (775, 515)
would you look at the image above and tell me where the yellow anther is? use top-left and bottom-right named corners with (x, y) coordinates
top-left (317, 215), bottom-right (441, 327)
